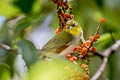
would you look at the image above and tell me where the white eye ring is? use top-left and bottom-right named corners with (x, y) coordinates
top-left (67, 26), bottom-right (72, 29)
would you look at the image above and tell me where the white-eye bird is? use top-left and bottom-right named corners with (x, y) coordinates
top-left (41, 20), bottom-right (85, 56)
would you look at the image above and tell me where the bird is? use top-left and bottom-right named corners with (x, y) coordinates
top-left (40, 19), bottom-right (85, 57)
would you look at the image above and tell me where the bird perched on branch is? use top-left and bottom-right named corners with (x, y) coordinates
top-left (41, 20), bottom-right (85, 56)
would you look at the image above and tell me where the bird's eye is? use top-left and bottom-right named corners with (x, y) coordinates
top-left (72, 22), bottom-right (77, 27)
top-left (67, 26), bottom-right (72, 29)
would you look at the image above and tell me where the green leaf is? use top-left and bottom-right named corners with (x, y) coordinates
top-left (0, 0), bottom-right (19, 17)
top-left (17, 40), bottom-right (38, 68)
top-left (14, 14), bottom-right (47, 36)
top-left (14, 0), bottom-right (35, 14)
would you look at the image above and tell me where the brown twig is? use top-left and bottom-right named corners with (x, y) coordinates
top-left (90, 40), bottom-right (120, 80)
top-left (0, 43), bottom-right (12, 50)
top-left (0, 43), bottom-right (17, 54)
top-left (89, 51), bottom-right (104, 59)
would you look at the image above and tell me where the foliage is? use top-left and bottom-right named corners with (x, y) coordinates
top-left (0, 0), bottom-right (120, 80)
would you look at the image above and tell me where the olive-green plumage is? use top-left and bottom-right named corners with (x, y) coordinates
top-left (41, 31), bottom-right (73, 52)
top-left (41, 20), bottom-right (84, 56)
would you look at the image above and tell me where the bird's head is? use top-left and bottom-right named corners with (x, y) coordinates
top-left (65, 20), bottom-right (82, 36)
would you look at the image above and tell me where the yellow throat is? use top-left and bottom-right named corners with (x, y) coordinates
top-left (65, 20), bottom-right (81, 36)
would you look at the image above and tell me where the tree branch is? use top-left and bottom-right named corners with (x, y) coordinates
top-left (0, 43), bottom-right (17, 54)
top-left (90, 40), bottom-right (120, 80)
top-left (0, 43), bottom-right (12, 50)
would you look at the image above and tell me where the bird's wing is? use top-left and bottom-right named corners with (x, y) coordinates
top-left (41, 31), bottom-right (73, 52)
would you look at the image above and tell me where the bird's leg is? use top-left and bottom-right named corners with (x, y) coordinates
top-left (80, 30), bottom-right (85, 43)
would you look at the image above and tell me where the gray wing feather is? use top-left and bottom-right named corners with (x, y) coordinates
top-left (41, 31), bottom-right (73, 52)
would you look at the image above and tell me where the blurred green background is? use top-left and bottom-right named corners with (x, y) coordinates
top-left (0, 0), bottom-right (120, 80)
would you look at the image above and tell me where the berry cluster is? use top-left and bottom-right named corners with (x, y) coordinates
top-left (65, 18), bottom-right (104, 62)
top-left (51, 0), bottom-right (74, 34)
top-left (65, 33), bottom-right (100, 62)
top-left (81, 64), bottom-right (89, 75)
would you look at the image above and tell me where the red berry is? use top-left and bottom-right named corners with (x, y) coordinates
top-left (76, 46), bottom-right (82, 50)
top-left (58, 2), bottom-right (64, 6)
top-left (69, 58), bottom-right (74, 62)
top-left (55, 28), bottom-right (60, 34)
top-left (100, 18), bottom-right (104, 24)
top-left (80, 48), bottom-right (88, 55)
top-left (72, 56), bottom-right (77, 60)
top-left (94, 34), bottom-right (100, 39)
top-left (86, 54), bottom-right (90, 57)
top-left (91, 47), bottom-right (96, 54)
top-left (63, 26), bottom-right (66, 29)
top-left (85, 41), bottom-right (91, 47)
top-left (66, 53), bottom-right (71, 58)
top-left (82, 42), bottom-right (86, 47)
top-left (63, 13), bottom-right (69, 19)
top-left (83, 48), bottom-right (87, 52)
top-left (89, 37), bottom-right (94, 41)
top-left (70, 15), bottom-right (74, 19)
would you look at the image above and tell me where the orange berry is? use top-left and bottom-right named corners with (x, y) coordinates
top-left (81, 64), bottom-right (86, 68)
top-left (72, 56), bottom-right (77, 60)
top-left (76, 46), bottom-right (82, 50)
top-left (55, 28), bottom-right (60, 34)
top-left (82, 42), bottom-right (86, 47)
top-left (69, 58), bottom-right (74, 62)
top-left (73, 48), bottom-right (77, 53)
top-left (63, 13), bottom-right (70, 18)
top-left (82, 47), bottom-right (87, 52)
top-left (85, 41), bottom-right (91, 47)
top-left (89, 36), bottom-right (94, 41)
top-left (58, 2), bottom-right (64, 6)
top-left (63, 26), bottom-right (66, 29)
top-left (100, 18), bottom-right (104, 24)
top-left (66, 53), bottom-right (71, 58)
top-left (94, 34), bottom-right (100, 39)
top-left (91, 47), bottom-right (96, 54)
top-left (80, 48), bottom-right (88, 55)
top-left (70, 15), bottom-right (74, 19)
top-left (86, 54), bottom-right (90, 57)
top-left (83, 75), bottom-right (89, 80)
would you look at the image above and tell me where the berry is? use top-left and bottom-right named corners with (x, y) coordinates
top-left (91, 47), bottom-right (96, 54)
top-left (73, 48), bottom-right (77, 53)
top-left (55, 28), bottom-right (60, 34)
top-left (66, 53), bottom-right (71, 58)
top-left (80, 48), bottom-right (88, 55)
top-left (81, 64), bottom-right (87, 68)
top-left (85, 41), bottom-right (91, 47)
top-left (86, 54), bottom-right (90, 57)
top-left (89, 36), bottom-right (94, 41)
top-left (100, 18), bottom-right (104, 24)
top-left (70, 15), bottom-right (74, 19)
top-left (72, 56), bottom-right (77, 60)
top-left (82, 47), bottom-right (87, 52)
top-left (76, 46), bottom-right (82, 50)
top-left (94, 34), bottom-right (100, 39)
top-left (63, 26), bottom-right (66, 29)
top-left (69, 58), bottom-right (74, 62)
top-left (83, 75), bottom-right (89, 80)
top-left (82, 42), bottom-right (86, 47)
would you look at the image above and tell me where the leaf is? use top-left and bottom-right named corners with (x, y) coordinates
top-left (17, 40), bottom-right (38, 68)
top-left (0, 0), bottom-right (19, 17)
top-left (14, 14), bottom-right (47, 35)
top-left (14, 0), bottom-right (35, 14)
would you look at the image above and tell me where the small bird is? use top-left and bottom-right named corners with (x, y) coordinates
top-left (41, 20), bottom-right (85, 56)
